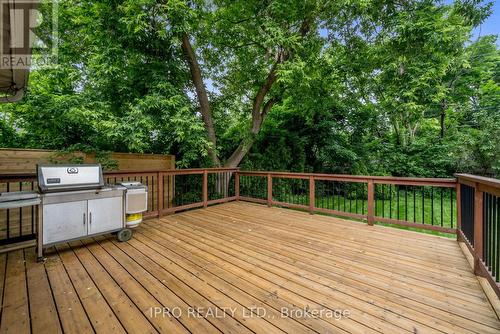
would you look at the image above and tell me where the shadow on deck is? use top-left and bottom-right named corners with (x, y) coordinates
top-left (0, 201), bottom-right (499, 333)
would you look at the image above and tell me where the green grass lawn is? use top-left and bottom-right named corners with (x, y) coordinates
top-left (306, 194), bottom-right (455, 226)
top-left (278, 194), bottom-right (457, 238)
top-left (239, 178), bottom-right (457, 237)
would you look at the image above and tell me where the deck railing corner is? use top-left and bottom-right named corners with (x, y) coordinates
top-left (1, 168), bottom-right (499, 299)
top-left (455, 173), bottom-right (500, 298)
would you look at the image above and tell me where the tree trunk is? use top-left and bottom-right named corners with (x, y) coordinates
top-left (440, 100), bottom-right (447, 138)
top-left (182, 20), bottom-right (311, 168)
top-left (181, 32), bottom-right (277, 168)
top-left (224, 97), bottom-right (276, 167)
top-left (392, 117), bottom-right (401, 146)
top-left (181, 33), bottom-right (221, 167)
top-left (224, 139), bottom-right (255, 168)
top-left (215, 172), bottom-right (231, 197)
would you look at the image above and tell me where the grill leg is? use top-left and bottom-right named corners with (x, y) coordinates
top-left (37, 204), bottom-right (44, 262)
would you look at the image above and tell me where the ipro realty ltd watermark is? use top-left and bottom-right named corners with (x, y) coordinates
top-left (0, 0), bottom-right (58, 69)
top-left (149, 306), bottom-right (351, 320)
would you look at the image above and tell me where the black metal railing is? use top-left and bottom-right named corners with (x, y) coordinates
top-left (208, 171), bottom-right (235, 201)
top-left (375, 184), bottom-right (456, 229)
top-left (0, 177), bottom-right (37, 246)
top-left (273, 177), bottom-right (309, 207)
top-left (239, 175), bottom-right (267, 201)
top-left (158, 168), bottom-right (238, 214)
top-left (456, 174), bottom-right (500, 298)
top-left (172, 173), bottom-right (203, 207)
top-left (460, 184), bottom-right (475, 246)
top-left (483, 192), bottom-right (499, 282)
top-left (315, 180), bottom-right (368, 216)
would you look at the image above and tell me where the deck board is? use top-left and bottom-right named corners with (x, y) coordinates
top-left (0, 250), bottom-right (30, 334)
top-left (149, 217), bottom-right (483, 333)
top-left (44, 249), bottom-right (94, 334)
top-left (24, 249), bottom-right (62, 334)
top-left (185, 206), bottom-right (488, 302)
top-left (0, 201), bottom-right (499, 333)
top-left (71, 239), bottom-right (159, 333)
top-left (55, 243), bottom-right (126, 333)
top-left (96, 237), bottom-right (282, 334)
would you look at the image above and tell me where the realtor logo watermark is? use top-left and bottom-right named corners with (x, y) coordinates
top-left (0, 0), bottom-right (58, 69)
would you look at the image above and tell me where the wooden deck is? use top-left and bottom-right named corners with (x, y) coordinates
top-left (0, 201), bottom-right (499, 334)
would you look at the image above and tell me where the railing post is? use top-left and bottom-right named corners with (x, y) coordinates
top-left (203, 170), bottom-right (208, 208)
top-left (456, 181), bottom-right (461, 241)
top-left (309, 175), bottom-right (315, 215)
top-left (473, 183), bottom-right (484, 276)
top-left (267, 173), bottom-right (272, 207)
top-left (156, 172), bottom-right (164, 218)
top-left (157, 172), bottom-right (164, 217)
top-left (235, 171), bottom-right (240, 200)
top-left (367, 180), bottom-right (374, 226)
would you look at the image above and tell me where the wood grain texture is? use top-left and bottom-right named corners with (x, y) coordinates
top-left (0, 202), bottom-right (498, 333)
top-left (0, 148), bottom-right (174, 174)
top-left (0, 250), bottom-right (30, 334)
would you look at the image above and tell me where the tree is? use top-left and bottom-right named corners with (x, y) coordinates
top-left (175, 0), bottom-right (324, 167)
top-left (0, 0), bottom-right (498, 178)
top-left (173, 0), bottom-right (493, 167)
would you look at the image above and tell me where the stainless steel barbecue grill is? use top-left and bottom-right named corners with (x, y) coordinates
top-left (36, 164), bottom-right (132, 260)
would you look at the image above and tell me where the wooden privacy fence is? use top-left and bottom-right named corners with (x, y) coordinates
top-left (1, 168), bottom-right (499, 297)
top-left (0, 148), bottom-right (175, 174)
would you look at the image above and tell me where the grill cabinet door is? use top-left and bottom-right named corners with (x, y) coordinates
top-left (87, 196), bottom-right (123, 235)
top-left (43, 200), bottom-right (87, 245)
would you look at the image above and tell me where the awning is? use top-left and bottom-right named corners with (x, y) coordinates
top-left (0, 0), bottom-right (34, 103)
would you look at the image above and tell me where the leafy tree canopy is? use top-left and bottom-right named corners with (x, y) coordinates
top-left (0, 0), bottom-right (498, 176)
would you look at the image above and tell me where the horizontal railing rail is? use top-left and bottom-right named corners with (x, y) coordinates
top-left (237, 170), bottom-right (457, 234)
top-left (236, 170), bottom-right (456, 185)
top-left (158, 168), bottom-right (238, 215)
top-left (0, 168), bottom-right (238, 247)
top-left (2, 167), bottom-right (500, 299)
top-left (456, 173), bottom-right (500, 298)
top-left (0, 175), bottom-right (38, 246)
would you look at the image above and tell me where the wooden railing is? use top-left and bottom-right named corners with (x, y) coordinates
top-left (0, 174), bottom-right (38, 246)
top-left (456, 174), bottom-right (500, 298)
top-left (0, 169), bottom-right (457, 245)
top-left (0, 168), bottom-right (238, 245)
top-left (155, 168), bottom-right (238, 215)
top-left (237, 171), bottom-right (457, 234)
top-left (1, 168), bottom-right (499, 297)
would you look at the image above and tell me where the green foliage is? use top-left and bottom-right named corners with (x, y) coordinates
top-left (0, 0), bottom-right (498, 177)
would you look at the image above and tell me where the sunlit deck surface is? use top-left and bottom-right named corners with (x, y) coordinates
top-left (0, 201), bottom-right (499, 333)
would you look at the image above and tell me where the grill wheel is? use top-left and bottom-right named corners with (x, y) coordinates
top-left (117, 228), bottom-right (132, 242)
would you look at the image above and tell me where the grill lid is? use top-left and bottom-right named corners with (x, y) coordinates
top-left (37, 164), bottom-right (104, 193)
